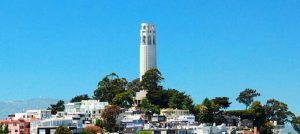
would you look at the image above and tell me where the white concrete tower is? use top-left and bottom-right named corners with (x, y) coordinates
top-left (140, 23), bottom-right (157, 80)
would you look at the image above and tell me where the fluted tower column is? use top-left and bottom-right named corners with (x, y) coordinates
top-left (140, 23), bottom-right (157, 80)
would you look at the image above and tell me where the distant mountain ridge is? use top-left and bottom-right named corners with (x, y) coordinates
top-left (0, 98), bottom-right (57, 119)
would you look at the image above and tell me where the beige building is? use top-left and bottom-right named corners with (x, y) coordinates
top-left (160, 109), bottom-right (190, 117)
top-left (132, 90), bottom-right (147, 106)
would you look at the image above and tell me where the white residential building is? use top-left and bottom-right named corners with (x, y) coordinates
top-left (26, 110), bottom-right (52, 120)
top-left (64, 100), bottom-right (108, 118)
top-left (14, 112), bottom-right (28, 119)
top-left (180, 124), bottom-right (228, 134)
top-left (160, 109), bottom-right (195, 124)
top-left (30, 111), bottom-right (92, 134)
top-left (30, 117), bottom-right (78, 134)
top-left (13, 110), bottom-right (51, 120)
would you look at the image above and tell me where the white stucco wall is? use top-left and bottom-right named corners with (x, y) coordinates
top-left (140, 23), bottom-right (157, 80)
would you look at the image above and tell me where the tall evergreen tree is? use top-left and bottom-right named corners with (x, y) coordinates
top-left (112, 90), bottom-right (133, 108)
top-left (70, 94), bottom-right (90, 102)
top-left (94, 73), bottom-right (127, 103)
top-left (127, 78), bottom-right (140, 92)
top-left (264, 99), bottom-right (294, 125)
top-left (140, 98), bottom-right (160, 115)
top-left (236, 88), bottom-right (260, 110)
top-left (248, 101), bottom-right (267, 131)
top-left (212, 97), bottom-right (231, 110)
top-left (140, 68), bottom-right (163, 91)
top-left (195, 98), bottom-right (215, 123)
top-left (168, 91), bottom-right (193, 110)
top-left (140, 68), bottom-right (165, 107)
top-left (48, 100), bottom-right (65, 115)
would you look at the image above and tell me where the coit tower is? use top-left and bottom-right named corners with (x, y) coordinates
top-left (140, 23), bottom-right (156, 80)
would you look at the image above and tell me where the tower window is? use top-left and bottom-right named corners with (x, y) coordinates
top-left (148, 36), bottom-right (151, 45)
top-left (142, 36), bottom-right (146, 44)
top-left (153, 35), bottom-right (156, 45)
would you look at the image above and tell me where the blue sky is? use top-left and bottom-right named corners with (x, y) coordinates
top-left (0, 0), bottom-right (299, 115)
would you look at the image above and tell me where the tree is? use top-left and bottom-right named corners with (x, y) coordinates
top-left (182, 95), bottom-right (194, 111)
top-left (84, 125), bottom-right (102, 134)
top-left (248, 101), bottom-right (267, 132)
top-left (140, 68), bottom-right (164, 91)
top-left (168, 90), bottom-right (184, 109)
top-left (168, 90), bottom-right (193, 111)
top-left (140, 98), bottom-right (160, 115)
top-left (127, 78), bottom-right (140, 92)
top-left (95, 118), bottom-right (105, 128)
top-left (264, 99), bottom-right (294, 125)
top-left (292, 116), bottom-right (300, 133)
top-left (157, 89), bottom-right (174, 108)
top-left (54, 126), bottom-right (71, 134)
top-left (212, 97), bottom-right (231, 110)
top-left (147, 89), bottom-right (167, 108)
top-left (94, 73), bottom-right (127, 103)
top-left (70, 94), bottom-right (90, 102)
top-left (140, 69), bottom-right (165, 107)
top-left (0, 123), bottom-right (3, 134)
top-left (260, 122), bottom-right (274, 134)
top-left (195, 98), bottom-right (215, 123)
top-left (101, 105), bottom-right (121, 132)
top-left (236, 88), bottom-right (260, 110)
top-left (3, 125), bottom-right (8, 134)
top-left (48, 100), bottom-right (65, 115)
top-left (79, 130), bottom-right (90, 134)
top-left (112, 90), bottom-right (133, 108)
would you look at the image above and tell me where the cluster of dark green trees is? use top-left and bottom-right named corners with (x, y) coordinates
top-left (92, 70), bottom-right (194, 112)
top-left (47, 68), bottom-right (300, 133)
top-left (0, 124), bottom-right (8, 134)
top-left (194, 88), bottom-right (300, 133)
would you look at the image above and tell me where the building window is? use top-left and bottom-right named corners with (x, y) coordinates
top-left (148, 36), bottom-right (151, 45)
top-left (153, 36), bottom-right (156, 45)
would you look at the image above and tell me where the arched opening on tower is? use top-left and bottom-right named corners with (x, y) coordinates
top-left (148, 35), bottom-right (152, 45)
top-left (142, 36), bottom-right (146, 44)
